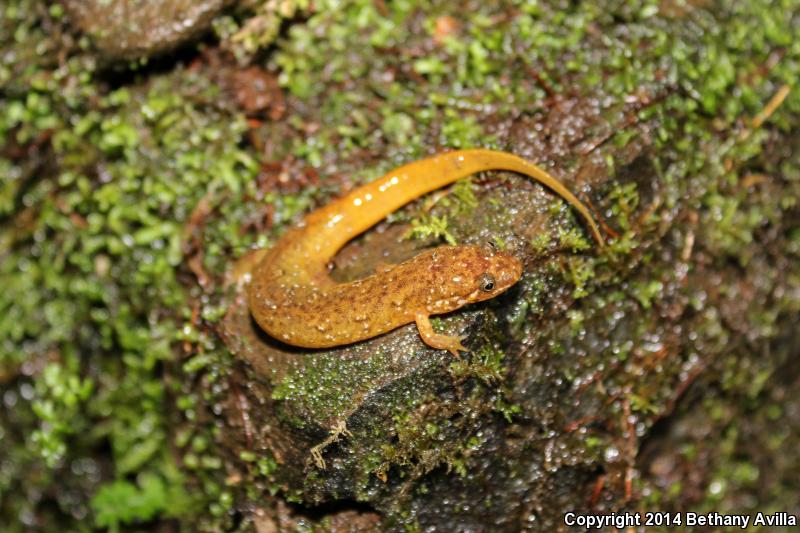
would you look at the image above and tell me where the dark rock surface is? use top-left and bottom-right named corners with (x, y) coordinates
top-left (64, 0), bottom-right (230, 62)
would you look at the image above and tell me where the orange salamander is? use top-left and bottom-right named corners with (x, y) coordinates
top-left (247, 149), bottom-right (603, 355)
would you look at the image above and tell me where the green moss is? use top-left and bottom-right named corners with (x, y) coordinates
top-left (370, 343), bottom-right (519, 481)
top-left (563, 256), bottom-right (596, 299)
top-left (30, 363), bottom-right (94, 467)
top-left (630, 280), bottom-right (664, 310)
top-left (402, 176), bottom-right (482, 245)
top-left (91, 470), bottom-right (193, 532)
top-left (606, 182), bottom-right (640, 233)
top-left (214, 0), bottom-right (313, 64)
top-left (376, 399), bottom-right (484, 481)
top-left (449, 344), bottom-right (506, 385)
top-left (404, 214), bottom-right (457, 245)
top-left (1, 0), bottom-right (260, 523)
top-left (272, 353), bottom-right (394, 425)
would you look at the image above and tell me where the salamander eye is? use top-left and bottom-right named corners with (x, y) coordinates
top-left (478, 273), bottom-right (496, 292)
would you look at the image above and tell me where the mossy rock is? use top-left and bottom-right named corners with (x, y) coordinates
top-left (2, 0), bottom-right (800, 531)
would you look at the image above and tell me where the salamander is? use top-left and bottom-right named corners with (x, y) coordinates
top-left (247, 149), bottom-right (603, 355)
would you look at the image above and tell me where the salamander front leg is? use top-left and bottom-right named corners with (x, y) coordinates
top-left (414, 312), bottom-right (468, 357)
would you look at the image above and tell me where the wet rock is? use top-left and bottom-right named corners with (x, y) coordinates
top-left (210, 1), bottom-right (800, 530)
top-left (219, 133), bottom-right (620, 527)
top-left (64, 0), bottom-right (231, 62)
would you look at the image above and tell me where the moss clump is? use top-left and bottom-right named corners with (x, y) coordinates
top-left (1, 1), bottom-right (260, 527)
top-left (214, 0), bottom-right (313, 64)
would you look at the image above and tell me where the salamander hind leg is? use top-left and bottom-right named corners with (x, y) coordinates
top-left (414, 312), bottom-right (468, 357)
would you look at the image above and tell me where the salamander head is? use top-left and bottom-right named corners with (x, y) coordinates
top-left (425, 245), bottom-right (522, 314)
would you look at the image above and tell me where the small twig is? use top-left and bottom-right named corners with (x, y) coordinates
top-left (751, 84), bottom-right (790, 129)
top-left (739, 84), bottom-right (791, 141)
top-left (309, 420), bottom-right (353, 469)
